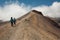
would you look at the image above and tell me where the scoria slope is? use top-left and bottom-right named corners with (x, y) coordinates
top-left (0, 10), bottom-right (60, 40)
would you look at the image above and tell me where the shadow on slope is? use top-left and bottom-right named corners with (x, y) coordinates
top-left (45, 17), bottom-right (60, 28)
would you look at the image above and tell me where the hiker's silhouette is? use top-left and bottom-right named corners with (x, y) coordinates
top-left (10, 17), bottom-right (14, 26)
top-left (13, 18), bottom-right (16, 25)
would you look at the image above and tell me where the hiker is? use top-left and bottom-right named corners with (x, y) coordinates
top-left (13, 18), bottom-right (16, 25)
top-left (10, 17), bottom-right (14, 26)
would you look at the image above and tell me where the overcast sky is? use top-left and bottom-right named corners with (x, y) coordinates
top-left (0, 0), bottom-right (60, 21)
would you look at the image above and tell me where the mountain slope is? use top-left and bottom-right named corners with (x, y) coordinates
top-left (0, 10), bottom-right (60, 40)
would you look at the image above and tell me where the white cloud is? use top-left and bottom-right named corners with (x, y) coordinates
top-left (0, 2), bottom-right (31, 21)
top-left (0, 1), bottom-right (60, 21)
top-left (32, 2), bottom-right (60, 18)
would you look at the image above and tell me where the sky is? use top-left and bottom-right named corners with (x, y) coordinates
top-left (0, 0), bottom-right (60, 21)
top-left (0, 0), bottom-right (60, 6)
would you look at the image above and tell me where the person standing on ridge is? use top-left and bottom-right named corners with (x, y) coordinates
top-left (13, 18), bottom-right (16, 25)
top-left (10, 17), bottom-right (14, 26)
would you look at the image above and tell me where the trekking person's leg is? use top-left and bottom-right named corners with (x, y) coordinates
top-left (14, 22), bottom-right (16, 25)
top-left (11, 22), bottom-right (13, 26)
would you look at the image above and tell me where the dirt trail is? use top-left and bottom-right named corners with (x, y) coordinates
top-left (0, 10), bottom-right (60, 40)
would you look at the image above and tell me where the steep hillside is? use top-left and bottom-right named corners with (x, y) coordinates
top-left (0, 10), bottom-right (60, 40)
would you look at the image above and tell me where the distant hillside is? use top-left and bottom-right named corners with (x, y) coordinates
top-left (0, 20), bottom-right (9, 26)
top-left (0, 20), bottom-right (3, 23)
